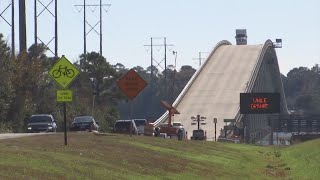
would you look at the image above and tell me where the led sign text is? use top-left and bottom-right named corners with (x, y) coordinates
top-left (240, 93), bottom-right (280, 114)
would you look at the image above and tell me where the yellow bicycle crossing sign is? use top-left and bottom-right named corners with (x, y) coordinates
top-left (49, 55), bottom-right (80, 88)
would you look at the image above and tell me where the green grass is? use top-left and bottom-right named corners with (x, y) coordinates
top-left (277, 139), bottom-right (320, 180)
top-left (0, 133), bottom-right (318, 180)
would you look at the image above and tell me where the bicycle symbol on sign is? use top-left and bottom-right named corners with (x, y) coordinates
top-left (52, 65), bottom-right (75, 78)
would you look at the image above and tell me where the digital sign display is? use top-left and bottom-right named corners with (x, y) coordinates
top-left (240, 93), bottom-right (280, 114)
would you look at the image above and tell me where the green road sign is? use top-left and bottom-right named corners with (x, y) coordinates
top-left (49, 55), bottom-right (80, 88)
top-left (57, 90), bottom-right (73, 102)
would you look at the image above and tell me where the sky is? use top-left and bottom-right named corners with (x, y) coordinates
top-left (0, 0), bottom-right (319, 76)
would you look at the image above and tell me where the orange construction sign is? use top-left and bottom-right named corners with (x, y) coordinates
top-left (117, 69), bottom-right (147, 100)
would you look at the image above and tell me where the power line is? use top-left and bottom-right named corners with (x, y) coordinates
top-left (144, 37), bottom-right (174, 102)
top-left (193, 52), bottom-right (209, 67)
top-left (74, 0), bottom-right (111, 56)
top-left (34, 0), bottom-right (58, 59)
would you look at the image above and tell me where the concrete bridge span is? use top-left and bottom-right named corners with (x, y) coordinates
top-left (154, 39), bottom-right (288, 143)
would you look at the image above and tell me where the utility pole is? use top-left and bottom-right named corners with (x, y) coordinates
top-left (83, 0), bottom-right (86, 56)
top-left (164, 37), bottom-right (167, 100)
top-left (193, 52), bottom-right (208, 67)
top-left (213, 118), bottom-right (217, 141)
top-left (100, 0), bottom-right (102, 55)
top-left (170, 51), bottom-right (178, 104)
top-left (150, 38), bottom-right (153, 83)
top-left (34, 0), bottom-right (37, 45)
top-left (12, 0), bottom-right (15, 56)
top-left (1, 0), bottom-right (16, 55)
top-left (19, 0), bottom-right (27, 52)
top-left (34, 0), bottom-right (58, 58)
top-left (55, 0), bottom-right (58, 59)
top-left (74, 0), bottom-right (111, 56)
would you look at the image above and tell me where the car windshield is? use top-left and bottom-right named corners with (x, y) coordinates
top-left (29, 115), bottom-right (52, 123)
top-left (115, 121), bottom-right (131, 129)
top-left (194, 130), bottom-right (204, 135)
top-left (134, 119), bottom-right (146, 126)
top-left (74, 116), bottom-right (93, 123)
top-left (173, 123), bottom-right (182, 126)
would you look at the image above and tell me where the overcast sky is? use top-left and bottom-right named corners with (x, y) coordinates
top-left (0, 0), bottom-right (319, 75)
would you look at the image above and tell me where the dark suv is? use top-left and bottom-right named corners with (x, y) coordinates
top-left (70, 116), bottom-right (99, 132)
top-left (27, 114), bottom-right (57, 133)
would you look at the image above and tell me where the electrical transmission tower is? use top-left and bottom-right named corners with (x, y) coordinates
top-left (34, 0), bottom-right (58, 59)
top-left (0, 0), bottom-right (15, 57)
top-left (144, 37), bottom-right (174, 101)
top-left (74, 0), bottom-right (111, 56)
top-left (193, 51), bottom-right (209, 67)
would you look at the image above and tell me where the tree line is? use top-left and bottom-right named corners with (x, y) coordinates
top-left (1, 33), bottom-right (319, 132)
top-left (0, 33), bottom-right (195, 132)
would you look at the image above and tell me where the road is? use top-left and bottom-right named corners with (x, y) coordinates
top-left (0, 133), bottom-right (49, 140)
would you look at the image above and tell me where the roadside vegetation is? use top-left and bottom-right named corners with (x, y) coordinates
top-left (0, 133), bottom-right (318, 179)
top-left (0, 33), bottom-right (196, 133)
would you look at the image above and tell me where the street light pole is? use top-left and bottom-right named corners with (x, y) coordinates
top-left (90, 78), bottom-right (97, 116)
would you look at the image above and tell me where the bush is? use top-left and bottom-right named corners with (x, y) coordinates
top-left (0, 122), bottom-right (12, 133)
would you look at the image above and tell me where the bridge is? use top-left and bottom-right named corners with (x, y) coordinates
top-left (154, 39), bottom-right (289, 143)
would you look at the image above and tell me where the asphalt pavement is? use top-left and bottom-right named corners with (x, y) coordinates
top-left (0, 133), bottom-right (49, 140)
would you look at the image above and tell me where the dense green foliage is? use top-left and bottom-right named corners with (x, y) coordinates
top-left (282, 65), bottom-right (320, 114)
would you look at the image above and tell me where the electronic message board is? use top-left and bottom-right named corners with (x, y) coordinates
top-left (240, 93), bottom-right (280, 114)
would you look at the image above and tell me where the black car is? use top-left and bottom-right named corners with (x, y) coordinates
top-left (70, 116), bottom-right (99, 132)
top-left (27, 114), bottom-right (57, 133)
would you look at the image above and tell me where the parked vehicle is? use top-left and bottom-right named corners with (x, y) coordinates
top-left (133, 119), bottom-right (147, 135)
top-left (70, 116), bottom-right (99, 132)
top-left (144, 122), bottom-right (155, 136)
top-left (156, 123), bottom-right (185, 138)
top-left (191, 129), bottom-right (206, 140)
top-left (27, 114), bottom-right (57, 133)
top-left (172, 122), bottom-right (183, 128)
top-left (113, 120), bottom-right (138, 135)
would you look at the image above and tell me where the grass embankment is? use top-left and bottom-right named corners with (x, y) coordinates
top-left (0, 133), bottom-right (318, 180)
top-left (279, 139), bottom-right (320, 180)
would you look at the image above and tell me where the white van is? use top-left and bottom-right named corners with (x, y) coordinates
top-left (133, 119), bottom-right (147, 135)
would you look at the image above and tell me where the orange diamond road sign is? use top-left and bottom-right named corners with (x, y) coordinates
top-left (117, 69), bottom-right (147, 100)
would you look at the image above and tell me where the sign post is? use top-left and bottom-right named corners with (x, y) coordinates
top-left (117, 69), bottom-right (147, 136)
top-left (213, 118), bottom-right (217, 141)
top-left (48, 55), bottom-right (80, 146)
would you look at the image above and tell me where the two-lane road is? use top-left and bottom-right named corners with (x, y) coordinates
top-left (0, 133), bottom-right (49, 140)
